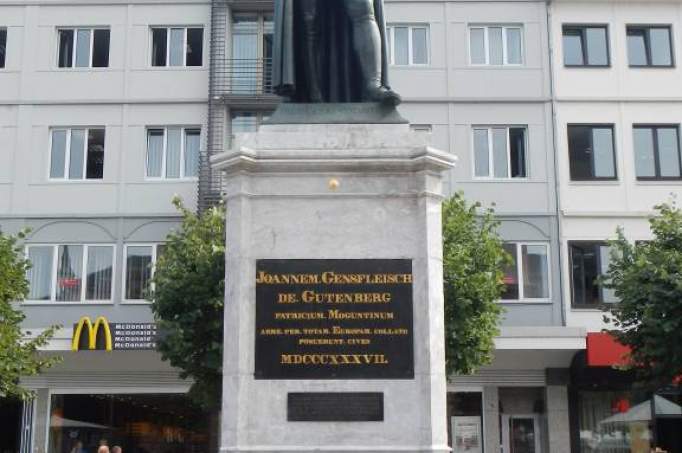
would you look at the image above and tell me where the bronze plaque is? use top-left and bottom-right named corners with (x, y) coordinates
top-left (287, 392), bottom-right (384, 422)
top-left (254, 259), bottom-right (414, 379)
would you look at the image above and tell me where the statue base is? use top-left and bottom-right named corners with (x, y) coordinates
top-left (265, 102), bottom-right (409, 125)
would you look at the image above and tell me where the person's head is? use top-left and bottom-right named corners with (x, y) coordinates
top-left (99, 439), bottom-right (108, 446)
top-left (112, 446), bottom-right (122, 453)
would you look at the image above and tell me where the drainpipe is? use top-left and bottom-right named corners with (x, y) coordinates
top-left (546, 0), bottom-right (567, 327)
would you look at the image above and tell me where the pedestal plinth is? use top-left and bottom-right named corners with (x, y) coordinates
top-left (211, 123), bottom-right (456, 453)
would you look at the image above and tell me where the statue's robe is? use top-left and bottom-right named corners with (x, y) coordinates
top-left (272, 0), bottom-right (390, 103)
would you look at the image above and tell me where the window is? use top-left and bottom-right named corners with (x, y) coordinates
top-left (231, 15), bottom-right (273, 93)
top-left (57, 28), bottom-right (109, 68)
top-left (501, 242), bottom-right (550, 300)
top-left (562, 25), bottom-right (609, 66)
top-left (567, 125), bottom-right (616, 180)
top-left (124, 244), bottom-right (165, 300)
top-left (26, 244), bottom-right (114, 302)
top-left (569, 241), bottom-right (617, 307)
top-left (49, 128), bottom-right (105, 180)
top-left (633, 126), bottom-right (681, 180)
top-left (627, 26), bottom-right (673, 67)
top-left (0, 28), bottom-right (6, 68)
top-left (469, 25), bottom-right (523, 65)
top-left (151, 27), bottom-right (203, 67)
top-left (388, 25), bottom-right (429, 65)
top-left (472, 126), bottom-right (527, 179)
top-left (146, 127), bottom-right (200, 178)
top-left (230, 111), bottom-right (271, 135)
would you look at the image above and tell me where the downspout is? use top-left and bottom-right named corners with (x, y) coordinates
top-left (546, 0), bottom-right (567, 327)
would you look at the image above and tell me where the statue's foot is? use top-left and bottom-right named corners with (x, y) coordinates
top-left (364, 86), bottom-right (402, 106)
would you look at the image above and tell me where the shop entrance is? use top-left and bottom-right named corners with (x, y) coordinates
top-left (501, 414), bottom-right (542, 453)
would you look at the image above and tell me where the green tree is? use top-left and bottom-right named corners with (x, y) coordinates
top-left (442, 192), bottom-right (509, 376)
top-left (603, 201), bottom-right (682, 388)
top-left (0, 230), bottom-right (60, 399)
top-left (150, 197), bottom-right (225, 408)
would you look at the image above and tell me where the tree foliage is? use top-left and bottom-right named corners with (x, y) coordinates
top-left (151, 197), bottom-right (225, 408)
top-left (603, 201), bottom-right (682, 388)
top-left (0, 230), bottom-right (60, 399)
top-left (442, 192), bottom-right (508, 376)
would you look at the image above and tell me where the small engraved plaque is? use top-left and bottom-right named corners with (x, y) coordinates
top-left (287, 392), bottom-right (384, 422)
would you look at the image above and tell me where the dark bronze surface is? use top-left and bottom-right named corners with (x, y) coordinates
top-left (287, 392), bottom-right (384, 422)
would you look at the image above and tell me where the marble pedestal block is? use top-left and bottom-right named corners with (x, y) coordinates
top-left (211, 123), bottom-right (456, 453)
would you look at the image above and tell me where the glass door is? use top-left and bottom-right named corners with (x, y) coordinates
top-left (501, 414), bottom-right (541, 453)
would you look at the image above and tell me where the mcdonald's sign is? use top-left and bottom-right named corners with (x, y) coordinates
top-left (71, 317), bottom-right (158, 351)
top-left (72, 316), bottom-right (113, 351)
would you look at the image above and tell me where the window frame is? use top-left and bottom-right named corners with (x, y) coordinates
top-left (0, 27), bottom-right (7, 69)
top-left (501, 241), bottom-right (552, 302)
top-left (122, 243), bottom-right (164, 304)
top-left (567, 123), bottom-right (618, 181)
top-left (23, 243), bottom-right (115, 304)
top-left (562, 24), bottom-right (611, 68)
top-left (468, 24), bottom-right (524, 66)
top-left (48, 127), bottom-right (106, 181)
top-left (626, 24), bottom-right (675, 68)
top-left (633, 124), bottom-right (682, 181)
top-left (149, 26), bottom-right (204, 68)
top-left (144, 126), bottom-right (201, 180)
top-left (55, 27), bottom-right (110, 69)
top-left (387, 24), bottom-right (430, 66)
top-left (568, 240), bottom-right (614, 309)
top-left (471, 125), bottom-right (529, 180)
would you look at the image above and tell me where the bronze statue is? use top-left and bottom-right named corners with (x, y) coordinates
top-left (272, 0), bottom-right (401, 105)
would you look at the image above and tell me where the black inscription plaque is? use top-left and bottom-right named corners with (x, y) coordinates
top-left (255, 259), bottom-right (414, 379)
top-left (287, 392), bottom-right (384, 422)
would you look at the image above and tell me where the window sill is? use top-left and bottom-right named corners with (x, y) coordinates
top-left (140, 66), bottom-right (206, 72)
top-left (471, 178), bottom-right (531, 183)
top-left (628, 65), bottom-right (675, 69)
top-left (563, 65), bottom-right (612, 69)
top-left (568, 180), bottom-right (620, 186)
top-left (39, 180), bottom-right (108, 185)
top-left (635, 179), bottom-right (682, 185)
top-left (141, 178), bottom-right (199, 183)
top-left (499, 299), bottom-right (553, 304)
top-left (43, 68), bottom-right (117, 73)
top-left (22, 301), bottom-right (114, 306)
top-left (466, 64), bottom-right (526, 69)
top-left (121, 300), bottom-right (152, 305)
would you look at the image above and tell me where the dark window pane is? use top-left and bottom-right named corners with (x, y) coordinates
top-left (92, 29), bottom-right (110, 67)
top-left (568, 126), bottom-right (593, 179)
top-left (146, 129), bottom-right (164, 177)
top-left (151, 28), bottom-right (167, 66)
top-left (0, 28), bottom-right (6, 68)
top-left (186, 28), bottom-right (203, 66)
top-left (58, 29), bottom-right (74, 68)
top-left (501, 243), bottom-right (519, 300)
top-left (509, 127), bottom-right (526, 177)
top-left (650, 28), bottom-right (672, 66)
top-left (570, 242), bottom-right (601, 306)
top-left (627, 28), bottom-right (648, 66)
top-left (86, 128), bottom-right (105, 179)
top-left (563, 29), bottom-right (584, 66)
top-left (586, 27), bottom-right (608, 65)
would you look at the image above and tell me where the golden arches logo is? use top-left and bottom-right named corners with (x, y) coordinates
top-left (71, 316), bottom-right (112, 352)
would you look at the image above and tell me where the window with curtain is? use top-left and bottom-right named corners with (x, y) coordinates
top-left (231, 14), bottom-right (273, 94)
top-left (57, 28), bottom-right (110, 68)
top-left (387, 25), bottom-right (429, 65)
top-left (25, 244), bottom-right (114, 302)
top-left (146, 127), bottom-right (200, 178)
top-left (151, 27), bottom-right (203, 67)
top-left (469, 25), bottom-right (523, 65)
top-left (49, 127), bottom-right (105, 180)
top-left (501, 242), bottom-right (550, 301)
top-left (125, 244), bottom-right (164, 300)
top-left (473, 126), bottom-right (527, 179)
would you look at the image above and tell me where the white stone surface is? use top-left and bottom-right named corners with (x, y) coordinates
top-left (212, 123), bottom-right (456, 453)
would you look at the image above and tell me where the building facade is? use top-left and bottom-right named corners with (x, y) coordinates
top-left (1, 0), bottom-right (680, 452)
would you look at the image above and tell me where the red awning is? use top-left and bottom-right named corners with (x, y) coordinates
top-left (586, 332), bottom-right (631, 367)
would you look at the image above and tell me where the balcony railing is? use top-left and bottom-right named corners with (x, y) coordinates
top-left (216, 58), bottom-right (274, 96)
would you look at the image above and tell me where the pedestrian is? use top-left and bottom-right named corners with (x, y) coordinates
top-left (97, 439), bottom-right (109, 453)
top-left (112, 446), bottom-right (122, 453)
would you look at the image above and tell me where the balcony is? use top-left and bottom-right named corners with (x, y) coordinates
top-left (215, 58), bottom-right (279, 105)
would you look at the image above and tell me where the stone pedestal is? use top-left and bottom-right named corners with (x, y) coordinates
top-left (212, 123), bottom-right (456, 453)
